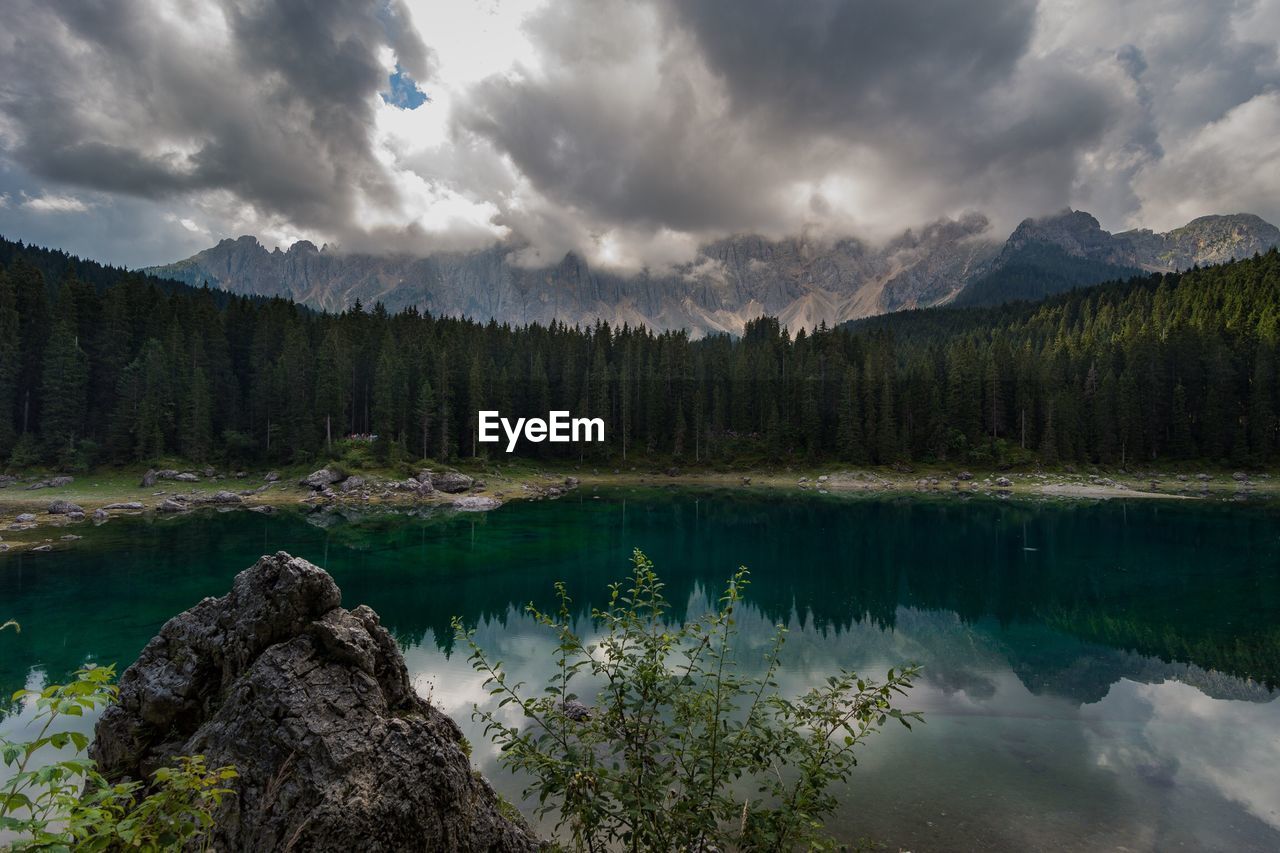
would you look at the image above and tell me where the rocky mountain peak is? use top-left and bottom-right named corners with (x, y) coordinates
top-left (147, 210), bottom-right (1280, 334)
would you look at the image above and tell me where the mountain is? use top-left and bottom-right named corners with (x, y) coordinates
top-left (955, 211), bottom-right (1280, 307)
top-left (146, 211), bottom-right (1280, 334)
top-left (145, 215), bottom-right (1001, 337)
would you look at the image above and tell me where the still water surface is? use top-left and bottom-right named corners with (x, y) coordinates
top-left (2, 490), bottom-right (1278, 851)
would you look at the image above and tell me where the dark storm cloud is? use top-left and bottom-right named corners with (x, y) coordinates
top-left (454, 0), bottom-right (1123, 249)
top-left (0, 0), bottom-right (431, 240)
top-left (661, 0), bottom-right (1037, 133)
top-left (1, 0), bottom-right (1278, 268)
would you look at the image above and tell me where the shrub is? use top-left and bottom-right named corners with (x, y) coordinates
top-left (456, 550), bottom-right (921, 852)
top-left (0, 664), bottom-right (236, 851)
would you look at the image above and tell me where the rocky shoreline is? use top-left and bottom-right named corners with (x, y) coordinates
top-left (0, 463), bottom-right (1274, 555)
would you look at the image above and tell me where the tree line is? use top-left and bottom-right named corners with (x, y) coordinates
top-left (2, 233), bottom-right (1279, 470)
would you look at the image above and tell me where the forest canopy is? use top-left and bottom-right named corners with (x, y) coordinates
top-left (2, 234), bottom-right (1279, 470)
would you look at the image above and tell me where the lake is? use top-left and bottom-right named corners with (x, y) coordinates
top-left (2, 489), bottom-right (1279, 851)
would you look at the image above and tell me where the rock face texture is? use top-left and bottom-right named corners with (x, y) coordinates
top-left (92, 552), bottom-right (539, 853)
top-left (146, 221), bottom-right (1003, 337)
top-left (145, 210), bottom-right (1279, 336)
top-left (956, 211), bottom-right (1280, 307)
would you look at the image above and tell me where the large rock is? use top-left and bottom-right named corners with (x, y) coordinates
top-left (452, 496), bottom-right (502, 512)
top-left (193, 490), bottom-right (243, 506)
top-left (47, 500), bottom-right (84, 515)
top-left (433, 471), bottom-right (474, 494)
top-left (142, 469), bottom-right (182, 487)
top-left (92, 552), bottom-right (538, 853)
top-left (157, 497), bottom-right (190, 513)
top-left (301, 468), bottom-right (344, 489)
top-left (338, 476), bottom-right (366, 494)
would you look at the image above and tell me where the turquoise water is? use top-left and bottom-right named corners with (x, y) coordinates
top-left (2, 490), bottom-right (1279, 851)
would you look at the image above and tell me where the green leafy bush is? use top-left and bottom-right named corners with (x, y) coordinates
top-left (457, 550), bottom-right (921, 852)
top-left (0, 664), bottom-right (235, 851)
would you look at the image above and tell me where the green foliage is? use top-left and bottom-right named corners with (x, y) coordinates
top-left (0, 665), bottom-right (236, 852)
top-left (3, 232), bottom-right (1280, 469)
top-left (456, 550), bottom-right (921, 852)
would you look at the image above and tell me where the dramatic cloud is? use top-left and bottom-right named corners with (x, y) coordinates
top-left (0, 0), bottom-right (1277, 268)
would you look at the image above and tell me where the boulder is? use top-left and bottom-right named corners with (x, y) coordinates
top-left (956, 471), bottom-right (973, 481)
top-left (564, 476), bottom-right (580, 487)
top-left (47, 500), bottom-right (84, 515)
top-left (67, 511), bottom-right (85, 521)
top-left (175, 472), bottom-right (200, 483)
top-left (91, 552), bottom-right (538, 853)
top-left (93, 509), bottom-right (109, 523)
top-left (432, 471), bottom-right (473, 494)
top-left (203, 467), bottom-right (217, 478)
top-left (452, 495), bottom-right (502, 512)
top-left (301, 468), bottom-right (343, 489)
top-left (994, 477), bottom-right (1013, 488)
top-left (31, 544), bottom-right (52, 552)
top-left (196, 491), bottom-right (243, 506)
top-left (1232, 471), bottom-right (1248, 482)
top-left (157, 498), bottom-right (189, 513)
top-left (140, 470), bottom-right (159, 487)
top-left (102, 502), bottom-right (144, 511)
top-left (338, 476), bottom-right (366, 493)
top-left (15, 513), bottom-right (36, 523)
top-left (0, 474), bottom-right (17, 488)
top-left (26, 477), bottom-right (69, 490)
top-left (263, 471), bottom-right (280, 483)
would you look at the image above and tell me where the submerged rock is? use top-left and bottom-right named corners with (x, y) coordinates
top-left (92, 552), bottom-right (537, 852)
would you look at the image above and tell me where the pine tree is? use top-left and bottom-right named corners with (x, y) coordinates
top-left (415, 376), bottom-right (435, 460)
top-left (0, 270), bottom-right (19, 456)
top-left (314, 327), bottom-right (351, 452)
top-left (38, 319), bottom-right (89, 459)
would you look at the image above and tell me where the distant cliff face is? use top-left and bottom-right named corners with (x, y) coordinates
top-left (147, 217), bottom-right (1001, 336)
top-left (147, 211), bottom-right (1279, 333)
top-left (1118, 213), bottom-right (1280, 270)
top-left (955, 211), bottom-right (1280, 307)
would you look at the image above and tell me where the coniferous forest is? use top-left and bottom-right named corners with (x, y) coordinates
top-left (2, 234), bottom-right (1280, 470)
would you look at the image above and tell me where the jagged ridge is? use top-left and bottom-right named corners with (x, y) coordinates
top-left (146, 211), bottom-right (1279, 333)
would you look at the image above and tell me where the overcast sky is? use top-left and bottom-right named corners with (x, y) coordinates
top-left (0, 0), bottom-right (1277, 270)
